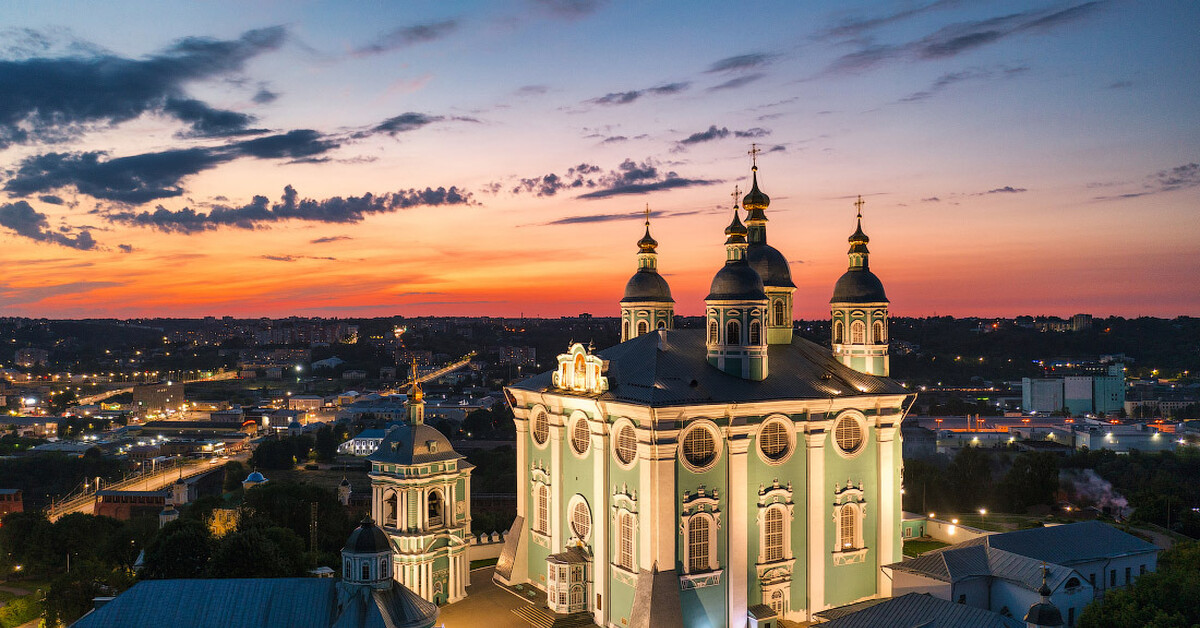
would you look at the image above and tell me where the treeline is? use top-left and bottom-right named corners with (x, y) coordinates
top-left (1080, 541), bottom-right (1200, 628)
top-left (0, 449), bottom-right (123, 509)
top-left (248, 425), bottom-right (349, 470)
top-left (903, 447), bottom-right (1061, 515)
top-left (1063, 448), bottom-right (1200, 538)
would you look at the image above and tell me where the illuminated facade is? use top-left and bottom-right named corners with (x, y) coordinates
top-left (497, 162), bottom-right (912, 627)
top-left (831, 198), bottom-right (890, 377)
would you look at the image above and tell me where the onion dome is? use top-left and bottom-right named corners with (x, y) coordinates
top-left (747, 245), bottom-right (795, 288)
top-left (621, 208), bottom-right (674, 304)
top-left (707, 205), bottom-right (766, 301)
top-left (1024, 566), bottom-right (1065, 627)
top-left (742, 166), bottom-right (770, 219)
top-left (831, 196), bottom-right (887, 303)
top-left (244, 471), bottom-right (266, 484)
top-left (340, 477), bottom-right (351, 487)
top-left (637, 224), bottom-right (658, 253)
top-left (724, 210), bottom-right (748, 242)
top-left (344, 516), bottom-right (391, 554)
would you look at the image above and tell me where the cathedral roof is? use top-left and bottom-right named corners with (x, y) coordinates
top-left (366, 423), bottom-right (465, 466)
top-left (814, 593), bottom-right (1023, 628)
top-left (508, 329), bottom-right (908, 407)
top-left (333, 580), bottom-right (439, 628)
top-left (621, 269), bottom-right (674, 303)
top-left (343, 518), bottom-right (391, 554)
top-left (706, 261), bottom-right (766, 301)
top-left (830, 268), bottom-right (888, 304)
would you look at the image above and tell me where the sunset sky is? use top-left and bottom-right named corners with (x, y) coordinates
top-left (0, 1), bottom-right (1197, 319)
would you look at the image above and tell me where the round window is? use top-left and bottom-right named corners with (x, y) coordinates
top-left (615, 424), bottom-right (637, 465)
top-left (834, 416), bottom-right (864, 454)
top-left (570, 499), bottom-right (591, 540)
top-left (532, 411), bottom-right (549, 445)
top-left (571, 417), bottom-right (590, 455)
top-left (682, 426), bottom-right (717, 469)
top-left (759, 421), bottom-right (791, 461)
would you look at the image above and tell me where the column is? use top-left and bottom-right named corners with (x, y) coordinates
top-left (876, 422), bottom-right (899, 596)
top-left (590, 410), bottom-right (609, 627)
top-left (550, 419), bottom-right (563, 551)
top-left (399, 489), bottom-right (407, 529)
top-left (806, 428), bottom-right (827, 620)
top-left (417, 488), bottom-right (426, 530)
top-left (512, 411), bottom-right (530, 583)
top-left (449, 550), bottom-right (457, 601)
top-left (728, 434), bottom-right (750, 628)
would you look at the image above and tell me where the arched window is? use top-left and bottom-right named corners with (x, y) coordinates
top-left (532, 411), bottom-right (549, 445)
top-left (708, 318), bottom-right (719, 343)
top-left (427, 490), bottom-right (444, 528)
top-left (361, 562), bottom-right (370, 580)
top-left (769, 589), bottom-right (784, 615)
top-left (688, 517), bottom-right (710, 573)
top-left (384, 491), bottom-right (398, 527)
top-left (622, 321), bottom-right (629, 340)
top-left (618, 512), bottom-right (634, 571)
top-left (570, 585), bottom-right (584, 607)
top-left (773, 299), bottom-right (785, 326)
top-left (615, 424), bottom-right (637, 465)
top-left (379, 556), bottom-right (389, 578)
top-left (749, 320), bottom-right (762, 345)
top-left (536, 485), bottom-right (550, 534)
top-left (726, 319), bottom-right (741, 344)
top-left (571, 417), bottom-right (590, 455)
top-left (637, 320), bottom-right (648, 336)
top-left (839, 505), bottom-right (859, 550)
top-left (833, 320), bottom-right (844, 344)
top-left (851, 321), bottom-right (865, 344)
top-left (344, 558), bottom-right (351, 576)
top-left (764, 508), bottom-right (784, 562)
top-left (657, 319), bottom-right (667, 329)
top-left (873, 320), bottom-right (885, 343)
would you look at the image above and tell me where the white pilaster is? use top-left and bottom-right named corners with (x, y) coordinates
top-left (806, 428), bottom-right (827, 620)
top-left (728, 434), bottom-right (750, 628)
top-left (550, 420), bottom-right (564, 551)
top-left (590, 409), bottom-right (610, 627)
top-left (876, 422), bottom-right (898, 597)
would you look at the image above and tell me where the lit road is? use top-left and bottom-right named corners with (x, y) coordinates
top-left (74, 370), bottom-right (239, 406)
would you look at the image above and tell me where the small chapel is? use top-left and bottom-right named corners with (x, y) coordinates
top-left (497, 153), bottom-right (914, 627)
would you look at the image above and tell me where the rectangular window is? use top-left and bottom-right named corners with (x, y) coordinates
top-left (1125, 566), bottom-right (1131, 585)
top-left (618, 514), bottom-right (634, 571)
top-left (688, 519), bottom-right (710, 573)
top-left (1140, 564), bottom-right (1146, 575)
top-left (1068, 607), bottom-right (1075, 627)
top-left (1110, 570), bottom-right (1116, 587)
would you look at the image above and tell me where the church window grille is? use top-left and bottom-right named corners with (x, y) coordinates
top-left (536, 485), bottom-right (550, 534)
top-left (764, 508), bottom-right (785, 562)
top-left (873, 320), bottom-right (885, 343)
top-left (618, 513), bottom-right (634, 571)
top-left (687, 517), bottom-right (710, 573)
top-left (682, 426), bottom-right (717, 469)
top-left (851, 321), bottom-right (865, 344)
top-left (571, 417), bottom-right (590, 455)
top-left (839, 505), bottom-right (858, 550)
top-left (532, 411), bottom-right (549, 445)
top-left (834, 416), bottom-right (864, 454)
top-left (379, 557), bottom-right (388, 578)
top-left (622, 321), bottom-right (629, 340)
top-left (759, 421), bottom-right (790, 460)
top-left (427, 490), bottom-right (444, 529)
top-left (833, 320), bottom-right (844, 344)
top-left (770, 589), bottom-right (784, 615)
top-left (637, 320), bottom-right (648, 335)
top-left (361, 562), bottom-right (370, 580)
top-left (344, 558), bottom-right (351, 576)
top-left (615, 425), bottom-right (637, 465)
top-left (708, 318), bottom-right (719, 343)
top-left (749, 320), bottom-right (762, 345)
top-left (726, 320), bottom-right (741, 344)
top-left (772, 299), bottom-right (785, 326)
top-left (570, 585), bottom-right (584, 607)
top-left (571, 499), bottom-right (591, 541)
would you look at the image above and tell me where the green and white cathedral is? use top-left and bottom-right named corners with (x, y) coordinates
top-left (497, 161), bottom-right (912, 628)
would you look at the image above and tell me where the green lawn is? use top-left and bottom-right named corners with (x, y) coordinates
top-left (904, 539), bottom-right (950, 556)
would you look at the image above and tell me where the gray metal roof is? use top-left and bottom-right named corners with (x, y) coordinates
top-left (72, 578), bottom-right (338, 628)
top-left (627, 565), bottom-right (683, 628)
top-left (367, 423), bottom-right (464, 465)
top-left (984, 521), bottom-right (1159, 566)
top-left (817, 593), bottom-right (1023, 628)
top-left (509, 329), bottom-right (909, 408)
top-left (332, 581), bottom-right (438, 628)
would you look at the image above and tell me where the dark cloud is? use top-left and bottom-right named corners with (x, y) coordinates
top-left (118, 244), bottom-right (133, 253)
top-left (734, 127), bottom-right (770, 138)
top-left (0, 200), bottom-right (97, 249)
top-left (511, 158), bottom-right (718, 200)
top-left (680, 125), bottom-right (730, 145)
top-left (354, 20), bottom-right (459, 56)
top-left (543, 206), bottom-right (724, 226)
top-left (898, 66), bottom-right (1025, 103)
top-left (601, 135), bottom-right (628, 144)
top-left (252, 87), bottom-right (279, 104)
top-left (260, 254), bottom-right (337, 262)
top-left (532, 0), bottom-right (605, 19)
top-left (817, 0), bottom-right (960, 40)
top-left (4, 130), bottom-right (340, 203)
top-left (705, 53), bottom-right (771, 73)
top-left (310, 235), bottom-right (351, 244)
top-left (588, 82), bottom-right (689, 106)
top-left (1093, 162), bottom-right (1200, 200)
top-left (922, 196), bottom-right (941, 202)
top-left (986, 186), bottom-right (1027, 194)
top-left (104, 184), bottom-right (474, 233)
top-left (357, 112), bottom-right (478, 138)
top-left (709, 74), bottom-right (765, 91)
top-left (38, 194), bottom-right (65, 205)
top-left (824, 2), bottom-right (1104, 74)
top-left (0, 26), bottom-right (284, 147)
top-left (0, 280), bottom-right (121, 307)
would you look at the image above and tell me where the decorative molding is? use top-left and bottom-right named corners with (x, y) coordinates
top-left (611, 565), bottom-right (637, 587)
top-left (552, 343), bottom-right (609, 394)
top-left (757, 478), bottom-right (793, 508)
top-left (832, 548), bottom-right (868, 566)
top-left (679, 569), bottom-right (724, 590)
top-left (756, 562), bottom-right (794, 584)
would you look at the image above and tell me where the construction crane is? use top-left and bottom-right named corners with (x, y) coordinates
top-left (384, 352), bottom-right (475, 396)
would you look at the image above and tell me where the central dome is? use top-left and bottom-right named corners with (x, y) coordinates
top-left (830, 268), bottom-right (887, 303)
top-left (746, 244), bottom-right (795, 289)
top-left (707, 262), bottom-right (766, 301)
top-left (621, 270), bottom-right (673, 303)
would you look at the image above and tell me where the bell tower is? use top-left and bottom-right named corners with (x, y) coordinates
top-left (705, 190), bottom-right (769, 381)
top-left (830, 196), bottom-right (890, 376)
top-left (620, 205), bottom-right (674, 341)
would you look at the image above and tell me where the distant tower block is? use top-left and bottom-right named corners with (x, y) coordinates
top-left (831, 196), bottom-right (890, 377)
top-left (620, 205), bottom-right (674, 342)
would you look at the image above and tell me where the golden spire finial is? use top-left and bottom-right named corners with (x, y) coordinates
top-left (731, 185), bottom-right (741, 208)
top-left (854, 195), bottom-right (865, 218)
top-left (644, 203), bottom-right (651, 226)
top-left (748, 143), bottom-right (762, 169)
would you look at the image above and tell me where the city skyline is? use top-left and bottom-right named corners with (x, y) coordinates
top-left (1, 1), bottom-right (1197, 319)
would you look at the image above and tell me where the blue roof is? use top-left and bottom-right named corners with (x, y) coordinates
top-left (985, 520), bottom-right (1158, 565)
top-left (817, 593), bottom-right (1023, 628)
top-left (73, 579), bottom-right (337, 628)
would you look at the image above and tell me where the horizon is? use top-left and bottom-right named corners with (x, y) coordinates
top-left (1, 2), bottom-right (1198, 319)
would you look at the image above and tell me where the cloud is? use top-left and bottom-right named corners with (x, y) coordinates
top-left (515, 85), bottom-right (549, 96)
top-left (310, 235), bottom-right (350, 244)
top-left (252, 87), bottom-right (279, 104)
top-left (532, 0), bottom-right (605, 19)
top-left (260, 254), bottom-right (337, 262)
top-left (4, 129), bottom-right (340, 203)
top-left (588, 82), bottom-right (689, 106)
top-left (705, 53), bottom-right (771, 73)
top-left (817, 0), bottom-right (961, 40)
top-left (0, 280), bottom-right (121, 307)
top-left (542, 206), bottom-right (724, 226)
top-left (118, 244), bottom-right (133, 253)
top-left (922, 196), bottom-right (941, 202)
top-left (709, 74), bottom-right (766, 91)
top-left (511, 158), bottom-right (719, 200)
top-left (680, 125), bottom-right (730, 145)
top-left (104, 184), bottom-right (474, 233)
top-left (1093, 162), bottom-right (1200, 200)
top-left (823, 3), bottom-right (1104, 74)
top-left (735, 127), bottom-right (770, 138)
top-left (38, 194), bottom-right (65, 205)
top-left (0, 26), bottom-right (284, 147)
top-left (354, 19), bottom-right (459, 56)
top-left (0, 200), bottom-right (97, 249)
top-left (985, 186), bottom-right (1027, 194)
top-left (898, 66), bottom-right (1026, 103)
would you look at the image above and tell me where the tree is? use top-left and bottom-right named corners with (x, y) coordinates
top-left (222, 460), bottom-right (248, 492)
top-left (314, 425), bottom-right (338, 462)
top-left (206, 527), bottom-right (298, 578)
top-left (998, 452), bottom-right (1060, 512)
top-left (1079, 541), bottom-right (1200, 628)
top-left (948, 446), bottom-right (995, 511)
top-left (249, 438), bottom-right (296, 470)
top-left (140, 518), bottom-right (214, 579)
top-left (240, 481), bottom-right (353, 557)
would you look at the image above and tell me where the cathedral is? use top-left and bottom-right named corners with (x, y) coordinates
top-left (497, 156), bottom-right (914, 627)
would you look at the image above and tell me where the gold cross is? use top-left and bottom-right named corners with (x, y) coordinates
top-left (644, 203), bottom-right (651, 225)
top-left (748, 143), bottom-right (762, 168)
top-left (731, 185), bottom-right (741, 207)
top-left (854, 195), bottom-right (865, 217)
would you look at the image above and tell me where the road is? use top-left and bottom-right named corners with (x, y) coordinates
top-left (75, 370), bottom-right (239, 405)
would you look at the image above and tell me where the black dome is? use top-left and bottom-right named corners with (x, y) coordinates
top-left (621, 270), bottom-right (673, 303)
top-left (706, 261), bottom-right (766, 301)
top-left (1024, 602), bottom-right (1064, 626)
top-left (746, 244), bottom-right (795, 288)
top-left (830, 269), bottom-right (887, 303)
top-left (344, 518), bottom-right (391, 554)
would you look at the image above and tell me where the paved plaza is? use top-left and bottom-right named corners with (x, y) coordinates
top-left (437, 566), bottom-right (535, 628)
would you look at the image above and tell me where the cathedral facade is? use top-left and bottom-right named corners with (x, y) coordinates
top-left (497, 160), bottom-right (912, 627)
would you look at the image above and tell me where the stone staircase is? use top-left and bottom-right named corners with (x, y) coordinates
top-left (510, 605), bottom-right (595, 628)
